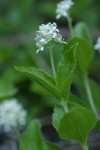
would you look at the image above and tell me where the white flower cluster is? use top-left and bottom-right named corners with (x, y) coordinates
top-left (94, 37), bottom-right (100, 53)
top-left (35, 22), bottom-right (66, 53)
top-left (56, 0), bottom-right (73, 19)
top-left (0, 99), bottom-right (27, 132)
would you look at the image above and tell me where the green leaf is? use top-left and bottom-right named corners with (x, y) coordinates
top-left (56, 44), bottom-right (77, 99)
top-left (73, 22), bottom-right (92, 45)
top-left (52, 96), bottom-right (88, 131)
top-left (19, 120), bottom-right (47, 150)
top-left (58, 107), bottom-right (96, 145)
top-left (15, 66), bottom-right (60, 100)
top-left (52, 104), bottom-right (65, 130)
top-left (46, 142), bottom-right (63, 150)
top-left (19, 120), bottom-right (63, 150)
top-left (68, 95), bottom-right (88, 108)
top-left (0, 74), bottom-right (17, 100)
top-left (63, 37), bottom-right (94, 74)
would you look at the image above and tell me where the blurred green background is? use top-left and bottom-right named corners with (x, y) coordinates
top-left (0, 0), bottom-right (100, 120)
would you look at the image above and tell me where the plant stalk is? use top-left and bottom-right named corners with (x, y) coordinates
top-left (63, 104), bottom-right (69, 113)
top-left (67, 14), bottom-right (74, 37)
top-left (49, 48), bottom-right (56, 79)
top-left (84, 75), bottom-right (99, 119)
top-left (82, 144), bottom-right (88, 150)
top-left (13, 127), bottom-right (21, 142)
top-left (61, 97), bottom-right (69, 113)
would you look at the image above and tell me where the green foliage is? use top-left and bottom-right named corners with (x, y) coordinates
top-left (73, 22), bottom-right (92, 45)
top-left (19, 120), bottom-right (62, 150)
top-left (38, 1), bottom-right (56, 16)
top-left (53, 95), bottom-right (88, 131)
top-left (63, 37), bottom-right (94, 74)
top-left (71, 0), bottom-right (99, 28)
top-left (53, 104), bottom-right (64, 130)
top-left (15, 41), bottom-right (77, 102)
top-left (15, 66), bottom-right (60, 100)
top-left (68, 95), bottom-right (88, 108)
top-left (56, 44), bottom-right (77, 99)
top-left (73, 75), bottom-right (100, 111)
top-left (15, 34), bottom-right (99, 150)
top-left (58, 107), bottom-right (96, 146)
top-left (0, 1), bottom-right (100, 150)
top-left (46, 142), bottom-right (63, 150)
top-left (1, 0), bottom-right (100, 32)
top-left (19, 120), bottom-right (47, 150)
top-left (0, 73), bottom-right (17, 100)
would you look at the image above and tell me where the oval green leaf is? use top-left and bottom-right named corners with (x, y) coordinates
top-left (58, 107), bottom-right (96, 145)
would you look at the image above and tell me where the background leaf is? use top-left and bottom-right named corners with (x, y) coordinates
top-left (19, 120), bottom-right (47, 150)
top-left (73, 75), bottom-right (100, 111)
top-left (19, 120), bottom-right (63, 150)
top-left (73, 22), bottom-right (92, 45)
top-left (0, 73), bottom-right (17, 100)
top-left (46, 142), bottom-right (63, 150)
top-left (63, 37), bottom-right (94, 74)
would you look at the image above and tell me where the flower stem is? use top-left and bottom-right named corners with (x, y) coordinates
top-left (82, 144), bottom-right (88, 150)
top-left (67, 14), bottom-right (74, 37)
top-left (13, 127), bottom-right (21, 142)
top-left (61, 97), bottom-right (69, 113)
top-left (49, 48), bottom-right (56, 79)
top-left (84, 75), bottom-right (99, 119)
top-left (63, 104), bottom-right (69, 113)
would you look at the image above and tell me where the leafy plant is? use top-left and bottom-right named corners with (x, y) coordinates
top-left (15, 0), bottom-right (100, 150)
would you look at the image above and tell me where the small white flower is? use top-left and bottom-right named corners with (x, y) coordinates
top-left (35, 22), bottom-right (66, 53)
top-left (56, 0), bottom-right (73, 19)
top-left (94, 37), bottom-right (100, 53)
top-left (0, 99), bottom-right (27, 132)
